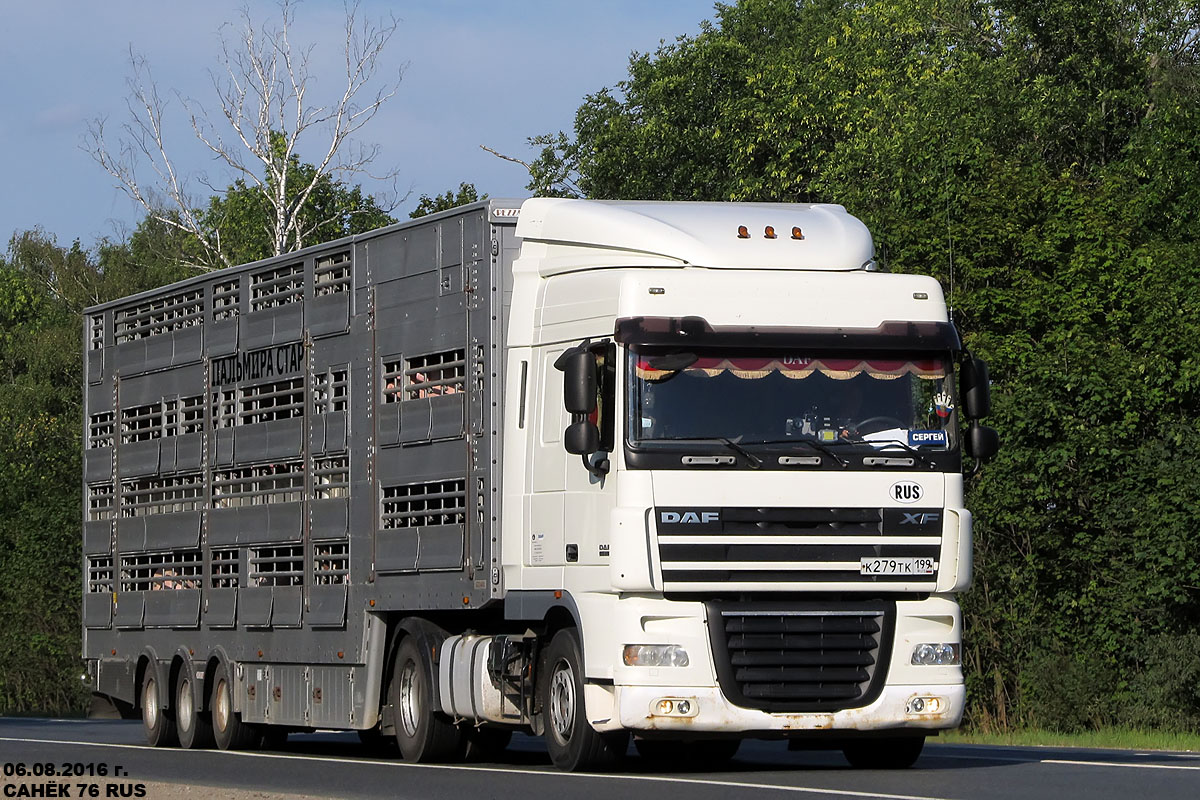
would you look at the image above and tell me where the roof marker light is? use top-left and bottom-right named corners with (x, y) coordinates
top-left (737, 226), bottom-right (750, 239)
top-left (764, 226), bottom-right (777, 239)
top-left (792, 227), bottom-right (804, 240)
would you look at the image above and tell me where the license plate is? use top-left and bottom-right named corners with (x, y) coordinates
top-left (860, 557), bottom-right (936, 576)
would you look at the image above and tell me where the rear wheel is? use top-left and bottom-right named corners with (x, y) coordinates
top-left (175, 669), bottom-right (213, 749)
top-left (391, 637), bottom-right (463, 762)
top-left (842, 736), bottom-right (926, 769)
top-left (541, 629), bottom-right (628, 771)
top-left (141, 671), bottom-right (177, 748)
top-left (211, 661), bottom-right (260, 751)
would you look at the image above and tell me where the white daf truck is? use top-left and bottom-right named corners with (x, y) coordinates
top-left (83, 198), bottom-right (997, 771)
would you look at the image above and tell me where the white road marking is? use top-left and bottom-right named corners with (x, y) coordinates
top-left (0, 736), bottom-right (953, 800)
top-left (1042, 758), bottom-right (1200, 772)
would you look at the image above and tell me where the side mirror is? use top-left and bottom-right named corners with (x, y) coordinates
top-left (564, 420), bottom-right (600, 455)
top-left (965, 422), bottom-right (999, 462)
top-left (559, 350), bottom-right (597, 415)
top-left (960, 357), bottom-right (991, 419)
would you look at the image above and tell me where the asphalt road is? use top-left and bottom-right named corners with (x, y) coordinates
top-left (2, 718), bottom-right (1199, 800)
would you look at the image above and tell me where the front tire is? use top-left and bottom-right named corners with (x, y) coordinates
top-left (842, 736), bottom-right (926, 769)
top-left (541, 629), bottom-right (628, 771)
top-left (175, 669), bottom-right (213, 749)
top-left (211, 661), bottom-right (260, 751)
top-left (391, 636), bottom-right (463, 762)
top-left (141, 672), bottom-right (177, 747)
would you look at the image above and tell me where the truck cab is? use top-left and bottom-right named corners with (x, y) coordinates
top-left (497, 199), bottom-right (996, 768)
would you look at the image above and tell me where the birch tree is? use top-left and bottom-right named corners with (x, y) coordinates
top-left (86, 0), bottom-right (404, 270)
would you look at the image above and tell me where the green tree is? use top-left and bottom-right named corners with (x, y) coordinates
top-left (409, 183), bottom-right (487, 219)
top-left (533, 0), bottom-right (1200, 730)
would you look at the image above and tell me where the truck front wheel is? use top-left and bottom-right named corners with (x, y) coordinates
top-left (391, 637), bottom-right (462, 762)
top-left (541, 629), bottom-right (627, 771)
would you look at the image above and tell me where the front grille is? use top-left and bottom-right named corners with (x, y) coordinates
top-left (657, 506), bottom-right (942, 590)
top-left (707, 601), bottom-right (894, 712)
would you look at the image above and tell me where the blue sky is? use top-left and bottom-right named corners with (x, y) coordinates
top-left (0, 0), bottom-right (715, 249)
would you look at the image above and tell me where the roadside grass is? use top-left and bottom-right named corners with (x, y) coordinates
top-left (941, 728), bottom-right (1200, 752)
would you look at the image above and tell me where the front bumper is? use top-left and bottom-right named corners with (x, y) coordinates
top-left (610, 682), bottom-right (964, 734)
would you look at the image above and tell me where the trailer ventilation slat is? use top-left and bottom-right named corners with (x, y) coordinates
top-left (120, 551), bottom-right (202, 591)
top-left (87, 557), bottom-right (114, 593)
top-left (212, 461), bottom-right (304, 508)
top-left (115, 289), bottom-right (204, 343)
top-left (313, 456), bottom-right (349, 499)
top-left (381, 479), bottom-right (466, 528)
top-left (405, 350), bottom-right (465, 399)
top-left (212, 279), bottom-right (240, 320)
top-left (88, 412), bottom-right (115, 449)
top-left (313, 367), bottom-right (349, 414)
top-left (120, 473), bottom-right (204, 517)
top-left (314, 251), bottom-right (351, 296)
top-left (211, 548), bottom-right (239, 588)
top-left (250, 262), bottom-right (303, 311)
top-left (314, 541), bottom-right (349, 584)
top-left (707, 603), bottom-right (893, 712)
top-left (87, 483), bottom-right (115, 521)
top-left (250, 544), bottom-right (304, 586)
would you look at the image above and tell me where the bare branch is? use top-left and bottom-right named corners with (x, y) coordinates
top-left (83, 0), bottom-right (404, 266)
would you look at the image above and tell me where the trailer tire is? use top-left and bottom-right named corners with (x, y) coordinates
top-left (842, 736), bottom-right (925, 769)
top-left (175, 669), bottom-right (213, 749)
top-left (391, 637), bottom-right (462, 762)
top-left (141, 671), bottom-right (177, 748)
top-left (211, 661), bottom-right (260, 751)
top-left (541, 628), bottom-right (628, 771)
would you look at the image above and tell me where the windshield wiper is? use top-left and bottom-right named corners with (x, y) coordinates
top-left (662, 436), bottom-right (763, 469)
top-left (752, 438), bottom-right (850, 468)
top-left (858, 439), bottom-right (936, 468)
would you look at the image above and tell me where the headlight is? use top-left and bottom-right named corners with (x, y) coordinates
top-left (911, 642), bottom-right (960, 666)
top-left (623, 644), bottom-right (690, 667)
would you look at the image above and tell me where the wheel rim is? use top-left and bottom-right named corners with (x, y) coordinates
top-left (177, 677), bottom-right (193, 734)
top-left (548, 658), bottom-right (576, 743)
top-left (143, 677), bottom-right (159, 729)
top-left (397, 660), bottom-right (419, 738)
top-left (214, 678), bottom-right (231, 733)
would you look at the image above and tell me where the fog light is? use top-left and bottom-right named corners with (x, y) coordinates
top-left (650, 697), bottom-right (699, 717)
top-left (907, 695), bottom-right (946, 715)
top-left (911, 642), bottom-right (960, 666)
top-left (623, 644), bottom-right (690, 667)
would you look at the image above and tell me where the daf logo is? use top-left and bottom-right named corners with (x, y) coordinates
top-left (901, 512), bottom-right (940, 525)
top-left (891, 481), bottom-right (923, 504)
top-left (660, 511), bottom-right (720, 524)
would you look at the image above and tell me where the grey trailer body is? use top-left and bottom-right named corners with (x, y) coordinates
top-left (83, 201), bottom-right (520, 733)
top-left (83, 198), bottom-right (995, 770)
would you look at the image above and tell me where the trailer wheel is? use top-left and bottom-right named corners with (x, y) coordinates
top-left (211, 661), bottom-right (260, 751)
top-left (141, 672), bottom-right (177, 747)
top-left (541, 629), bottom-right (628, 771)
top-left (842, 736), bottom-right (925, 769)
top-left (175, 669), bottom-right (213, 749)
top-left (391, 637), bottom-right (462, 762)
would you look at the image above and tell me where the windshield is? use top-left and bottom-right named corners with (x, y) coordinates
top-left (627, 347), bottom-right (958, 451)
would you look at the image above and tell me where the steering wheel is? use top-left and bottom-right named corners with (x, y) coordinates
top-left (853, 416), bottom-right (904, 434)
